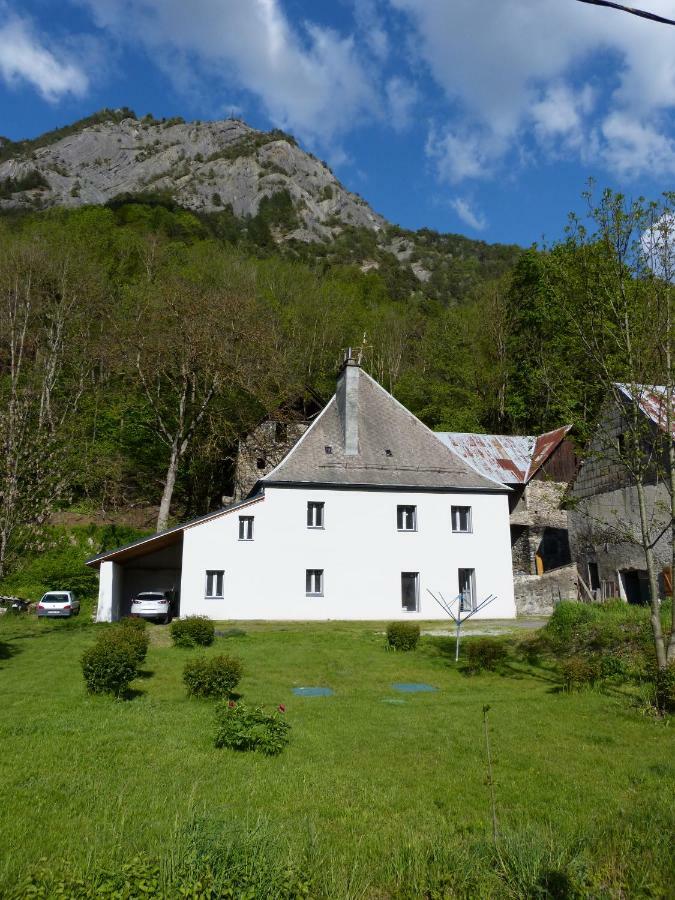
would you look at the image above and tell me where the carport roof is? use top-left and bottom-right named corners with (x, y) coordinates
top-left (85, 493), bottom-right (264, 567)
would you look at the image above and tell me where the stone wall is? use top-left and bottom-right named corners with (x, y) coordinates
top-left (514, 563), bottom-right (579, 616)
top-left (510, 480), bottom-right (570, 575)
top-left (568, 481), bottom-right (671, 598)
top-left (234, 420), bottom-right (308, 500)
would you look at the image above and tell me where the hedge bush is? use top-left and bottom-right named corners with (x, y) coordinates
top-left (170, 616), bottom-right (214, 648)
top-left (560, 655), bottom-right (601, 691)
top-left (183, 654), bottom-right (242, 699)
top-left (386, 621), bottom-right (420, 651)
top-left (81, 640), bottom-right (137, 697)
top-left (214, 702), bottom-right (290, 756)
top-left (464, 637), bottom-right (508, 673)
top-left (99, 624), bottom-right (149, 665)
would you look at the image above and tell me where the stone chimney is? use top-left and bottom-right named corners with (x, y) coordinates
top-left (336, 348), bottom-right (360, 456)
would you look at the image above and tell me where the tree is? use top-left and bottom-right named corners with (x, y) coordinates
top-left (548, 188), bottom-right (674, 667)
top-left (128, 244), bottom-right (300, 532)
top-left (0, 221), bottom-right (102, 575)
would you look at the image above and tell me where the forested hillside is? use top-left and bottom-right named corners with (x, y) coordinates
top-left (1, 115), bottom-right (672, 586)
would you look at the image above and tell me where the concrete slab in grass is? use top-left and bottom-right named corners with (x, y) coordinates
top-left (292, 686), bottom-right (334, 697)
top-left (391, 683), bottom-right (437, 693)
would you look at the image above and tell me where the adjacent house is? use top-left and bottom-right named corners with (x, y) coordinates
top-left (568, 384), bottom-right (674, 604)
top-left (436, 429), bottom-right (578, 613)
top-left (88, 356), bottom-right (517, 622)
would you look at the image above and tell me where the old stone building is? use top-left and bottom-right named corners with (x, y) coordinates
top-left (437, 429), bottom-right (576, 571)
top-left (437, 429), bottom-right (579, 613)
top-left (569, 385), bottom-right (673, 605)
top-left (233, 419), bottom-right (309, 501)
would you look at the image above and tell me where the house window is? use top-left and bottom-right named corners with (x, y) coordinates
top-left (256, 457), bottom-right (266, 470)
top-left (452, 506), bottom-right (472, 533)
top-left (205, 570), bottom-right (224, 598)
top-left (397, 505), bottom-right (417, 531)
top-left (458, 568), bottom-right (475, 612)
top-left (239, 516), bottom-right (254, 541)
top-left (306, 569), bottom-right (324, 596)
top-left (401, 572), bottom-right (419, 612)
top-left (307, 501), bottom-right (325, 528)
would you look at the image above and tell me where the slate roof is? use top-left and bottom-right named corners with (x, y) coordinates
top-left (435, 426), bottom-right (572, 486)
top-left (262, 366), bottom-right (505, 491)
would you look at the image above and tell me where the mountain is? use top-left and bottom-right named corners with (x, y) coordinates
top-left (0, 108), bottom-right (381, 239)
top-left (0, 109), bottom-right (521, 301)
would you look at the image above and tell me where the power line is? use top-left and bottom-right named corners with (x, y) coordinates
top-left (576, 0), bottom-right (675, 26)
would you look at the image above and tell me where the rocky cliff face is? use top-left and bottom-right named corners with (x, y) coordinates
top-left (0, 112), bottom-right (383, 241)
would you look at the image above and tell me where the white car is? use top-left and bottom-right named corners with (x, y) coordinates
top-left (130, 591), bottom-right (175, 623)
top-left (37, 591), bottom-right (80, 618)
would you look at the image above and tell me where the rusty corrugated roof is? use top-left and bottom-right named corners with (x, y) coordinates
top-left (435, 427), bottom-right (572, 486)
top-left (527, 426), bottom-right (573, 480)
top-left (616, 384), bottom-right (675, 437)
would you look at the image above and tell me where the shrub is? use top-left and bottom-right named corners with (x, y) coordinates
top-left (118, 615), bottom-right (147, 632)
top-left (183, 654), bottom-right (242, 699)
top-left (518, 634), bottom-right (546, 665)
top-left (598, 653), bottom-right (627, 679)
top-left (544, 602), bottom-right (596, 652)
top-left (654, 662), bottom-right (675, 713)
top-left (560, 655), bottom-right (601, 691)
top-left (96, 623), bottom-right (149, 666)
top-left (214, 702), bottom-right (290, 755)
top-left (170, 616), bottom-right (214, 648)
top-left (386, 621), bottom-right (420, 651)
top-left (81, 640), bottom-right (137, 697)
top-left (464, 637), bottom-right (508, 672)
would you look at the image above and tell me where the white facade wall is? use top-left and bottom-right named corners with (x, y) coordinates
top-left (179, 486), bottom-right (515, 620)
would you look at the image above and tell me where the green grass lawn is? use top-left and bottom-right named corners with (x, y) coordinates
top-left (0, 614), bottom-right (673, 898)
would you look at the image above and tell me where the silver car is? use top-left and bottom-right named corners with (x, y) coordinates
top-left (130, 591), bottom-right (175, 624)
top-left (37, 591), bottom-right (80, 618)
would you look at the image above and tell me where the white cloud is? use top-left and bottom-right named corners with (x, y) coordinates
top-left (354, 0), bottom-right (390, 61)
top-left (531, 83), bottom-right (595, 148)
top-left (450, 197), bottom-right (487, 231)
top-left (78, 0), bottom-right (379, 146)
top-left (388, 0), bottom-right (675, 181)
top-left (602, 112), bottom-right (675, 177)
top-left (0, 10), bottom-right (88, 101)
top-left (425, 125), bottom-right (506, 183)
top-left (386, 76), bottom-right (417, 131)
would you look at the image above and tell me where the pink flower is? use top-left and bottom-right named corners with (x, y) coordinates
top-left (278, 704), bottom-right (286, 713)
top-left (228, 700), bottom-right (236, 708)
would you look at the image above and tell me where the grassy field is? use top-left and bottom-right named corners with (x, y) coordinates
top-left (0, 612), bottom-right (673, 898)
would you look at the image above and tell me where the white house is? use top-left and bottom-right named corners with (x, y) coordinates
top-left (88, 357), bottom-right (516, 621)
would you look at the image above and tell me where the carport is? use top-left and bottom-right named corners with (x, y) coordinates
top-left (87, 528), bottom-right (184, 622)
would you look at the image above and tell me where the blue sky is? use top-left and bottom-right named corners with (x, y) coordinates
top-left (1, 0), bottom-right (674, 246)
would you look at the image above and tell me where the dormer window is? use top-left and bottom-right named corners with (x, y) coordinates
top-left (325, 445), bottom-right (333, 455)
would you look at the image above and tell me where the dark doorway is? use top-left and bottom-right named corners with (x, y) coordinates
top-left (536, 527), bottom-right (571, 573)
top-left (621, 569), bottom-right (650, 605)
top-left (588, 562), bottom-right (600, 592)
